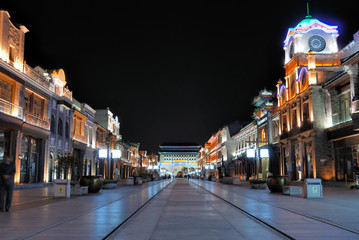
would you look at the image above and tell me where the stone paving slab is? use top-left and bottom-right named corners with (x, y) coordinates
top-left (0, 180), bottom-right (171, 240)
top-left (109, 178), bottom-right (287, 240)
top-left (191, 179), bottom-right (359, 240)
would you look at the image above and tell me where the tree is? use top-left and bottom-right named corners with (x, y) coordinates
top-left (57, 154), bottom-right (82, 181)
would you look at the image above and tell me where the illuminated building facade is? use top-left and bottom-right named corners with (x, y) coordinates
top-left (232, 121), bottom-right (257, 180)
top-left (252, 89), bottom-right (275, 179)
top-left (159, 143), bottom-right (200, 177)
top-left (48, 69), bottom-right (73, 182)
top-left (95, 108), bottom-right (122, 180)
top-left (277, 14), bottom-right (341, 180)
top-left (207, 126), bottom-right (237, 179)
top-left (0, 11), bottom-right (56, 184)
top-left (81, 103), bottom-right (97, 176)
top-left (325, 31), bottom-right (359, 181)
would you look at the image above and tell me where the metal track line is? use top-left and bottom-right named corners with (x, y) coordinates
top-left (103, 180), bottom-right (173, 240)
top-left (195, 180), bottom-right (359, 236)
top-left (190, 181), bottom-right (295, 240)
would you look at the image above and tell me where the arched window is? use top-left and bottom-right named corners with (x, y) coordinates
top-left (279, 85), bottom-right (286, 106)
top-left (58, 118), bottom-right (63, 136)
top-left (50, 115), bottom-right (56, 134)
top-left (299, 67), bottom-right (309, 92)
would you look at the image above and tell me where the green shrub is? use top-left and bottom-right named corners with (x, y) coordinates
top-left (249, 179), bottom-right (267, 184)
top-left (103, 179), bottom-right (118, 184)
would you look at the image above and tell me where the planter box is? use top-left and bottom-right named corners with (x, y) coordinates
top-left (233, 177), bottom-right (240, 185)
top-left (283, 186), bottom-right (303, 196)
top-left (250, 183), bottom-right (267, 189)
top-left (79, 176), bottom-right (103, 193)
top-left (267, 175), bottom-right (291, 193)
top-left (102, 183), bottom-right (117, 189)
top-left (222, 177), bottom-right (233, 184)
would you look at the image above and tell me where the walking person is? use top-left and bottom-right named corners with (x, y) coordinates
top-left (0, 156), bottom-right (15, 212)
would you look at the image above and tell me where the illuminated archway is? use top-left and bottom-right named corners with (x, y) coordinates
top-left (298, 67), bottom-right (309, 92)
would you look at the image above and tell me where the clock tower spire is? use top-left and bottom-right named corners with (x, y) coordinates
top-left (306, 1), bottom-right (311, 18)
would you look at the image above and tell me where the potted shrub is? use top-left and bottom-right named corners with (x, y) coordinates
top-left (102, 179), bottom-right (118, 189)
top-left (249, 179), bottom-right (267, 189)
top-left (266, 175), bottom-right (291, 193)
top-left (80, 175), bottom-right (103, 193)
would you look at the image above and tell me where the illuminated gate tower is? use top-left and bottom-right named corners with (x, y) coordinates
top-left (159, 143), bottom-right (200, 176)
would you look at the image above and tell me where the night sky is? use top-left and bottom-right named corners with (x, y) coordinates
top-left (2, 1), bottom-right (359, 153)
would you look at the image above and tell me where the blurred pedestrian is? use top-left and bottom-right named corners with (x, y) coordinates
top-left (0, 156), bottom-right (15, 212)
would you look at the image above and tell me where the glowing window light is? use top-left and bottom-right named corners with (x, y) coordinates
top-left (99, 149), bottom-right (107, 158)
top-left (260, 149), bottom-right (269, 158)
top-left (246, 149), bottom-right (255, 158)
top-left (112, 150), bottom-right (122, 159)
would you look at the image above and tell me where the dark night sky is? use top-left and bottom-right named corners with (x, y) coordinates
top-left (2, 1), bottom-right (359, 153)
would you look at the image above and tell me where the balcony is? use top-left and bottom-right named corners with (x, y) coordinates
top-left (24, 112), bottom-right (50, 130)
top-left (0, 98), bottom-right (23, 119)
top-left (24, 64), bottom-right (53, 91)
top-left (55, 86), bottom-right (73, 101)
top-left (73, 132), bottom-right (87, 144)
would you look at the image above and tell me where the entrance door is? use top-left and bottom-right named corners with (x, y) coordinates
top-left (20, 136), bottom-right (41, 183)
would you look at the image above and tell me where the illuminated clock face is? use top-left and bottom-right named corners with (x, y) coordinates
top-left (308, 35), bottom-right (326, 52)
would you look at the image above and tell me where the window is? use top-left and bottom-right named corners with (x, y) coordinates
top-left (24, 92), bottom-right (31, 113)
top-left (290, 80), bottom-right (296, 98)
top-left (58, 118), bottom-right (63, 136)
top-left (282, 115), bottom-right (288, 132)
top-left (0, 79), bottom-right (12, 102)
top-left (292, 109), bottom-right (297, 128)
top-left (332, 91), bottom-right (351, 126)
top-left (50, 115), bottom-right (56, 134)
top-left (65, 122), bottom-right (70, 139)
top-left (303, 102), bottom-right (309, 123)
top-left (261, 129), bottom-right (266, 142)
top-left (9, 46), bottom-right (15, 62)
top-left (33, 97), bottom-right (43, 118)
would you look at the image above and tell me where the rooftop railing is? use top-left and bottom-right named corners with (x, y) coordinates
top-left (24, 64), bottom-right (54, 91)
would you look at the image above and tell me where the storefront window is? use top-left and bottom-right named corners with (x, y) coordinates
top-left (0, 130), bottom-right (10, 162)
top-left (336, 147), bottom-right (352, 181)
top-left (20, 136), bottom-right (41, 183)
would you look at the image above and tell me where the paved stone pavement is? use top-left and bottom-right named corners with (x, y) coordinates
top-left (0, 179), bottom-right (171, 240)
top-left (1, 178), bottom-right (359, 239)
top-left (108, 178), bottom-right (286, 240)
top-left (190, 179), bottom-right (359, 240)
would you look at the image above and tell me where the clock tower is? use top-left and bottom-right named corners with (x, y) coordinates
top-left (283, 15), bottom-right (339, 64)
top-left (276, 10), bottom-right (341, 181)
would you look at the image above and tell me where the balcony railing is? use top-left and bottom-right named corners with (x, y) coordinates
top-left (0, 98), bottom-right (23, 119)
top-left (24, 64), bottom-right (54, 91)
top-left (55, 86), bottom-right (73, 100)
top-left (24, 112), bottom-right (50, 130)
top-left (73, 132), bottom-right (87, 143)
